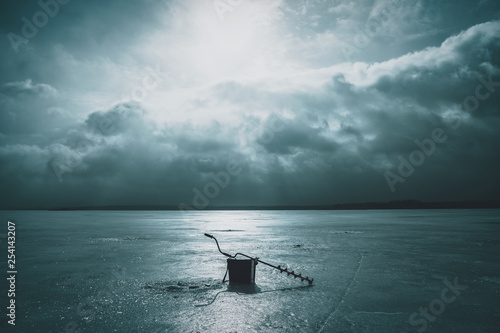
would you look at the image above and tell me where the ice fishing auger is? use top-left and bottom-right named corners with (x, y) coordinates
top-left (204, 233), bottom-right (314, 285)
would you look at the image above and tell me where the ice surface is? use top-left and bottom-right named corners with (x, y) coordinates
top-left (0, 209), bottom-right (499, 332)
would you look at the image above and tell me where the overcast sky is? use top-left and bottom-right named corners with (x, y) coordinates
top-left (1, 0), bottom-right (499, 209)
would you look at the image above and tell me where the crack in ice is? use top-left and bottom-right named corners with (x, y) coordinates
top-left (317, 252), bottom-right (364, 333)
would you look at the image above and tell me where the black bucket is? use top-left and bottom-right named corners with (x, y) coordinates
top-left (227, 258), bottom-right (257, 284)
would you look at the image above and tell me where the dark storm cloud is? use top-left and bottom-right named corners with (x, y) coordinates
top-left (278, 0), bottom-right (500, 65)
top-left (258, 117), bottom-right (337, 155)
top-left (1, 1), bottom-right (500, 208)
top-left (0, 78), bottom-right (69, 136)
top-left (84, 103), bottom-right (151, 137)
top-left (371, 22), bottom-right (500, 115)
top-left (0, 0), bottom-right (173, 111)
top-left (0, 101), bottom-right (253, 208)
top-left (252, 20), bottom-right (500, 202)
top-left (1, 0), bottom-right (171, 54)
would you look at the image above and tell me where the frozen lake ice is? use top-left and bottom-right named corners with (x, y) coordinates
top-left (0, 209), bottom-right (499, 332)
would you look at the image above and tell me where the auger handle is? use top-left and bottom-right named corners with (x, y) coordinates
top-left (204, 233), bottom-right (233, 258)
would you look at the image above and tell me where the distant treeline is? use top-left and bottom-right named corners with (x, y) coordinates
top-left (41, 200), bottom-right (500, 211)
